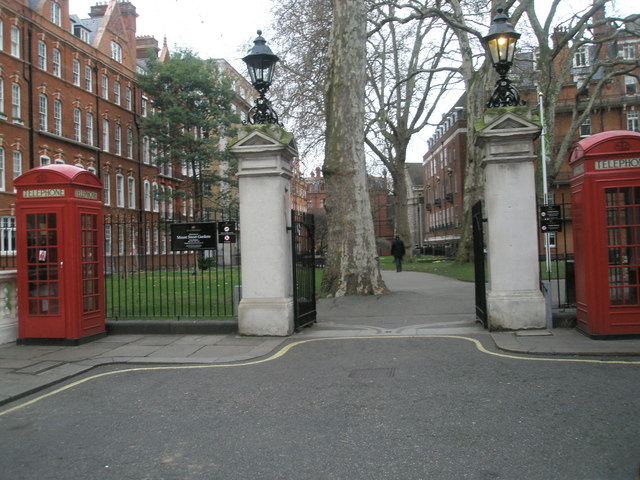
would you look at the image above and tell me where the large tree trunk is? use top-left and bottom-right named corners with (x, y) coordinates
top-left (321, 0), bottom-right (387, 297)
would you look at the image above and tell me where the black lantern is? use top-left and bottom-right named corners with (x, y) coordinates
top-left (242, 30), bottom-right (281, 125)
top-left (483, 7), bottom-right (525, 108)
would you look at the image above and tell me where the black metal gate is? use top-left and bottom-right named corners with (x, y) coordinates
top-left (472, 201), bottom-right (487, 328)
top-left (291, 211), bottom-right (316, 330)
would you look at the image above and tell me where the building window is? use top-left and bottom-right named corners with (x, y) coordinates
top-left (72, 59), bottom-right (80, 86)
top-left (0, 216), bottom-right (15, 254)
top-left (10, 25), bottom-right (20, 58)
top-left (101, 74), bottom-right (109, 100)
top-left (103, 173), bottom-right (111, 205)
top-left (116, 174), bottom-right (124, 207)
top-left (167, 186), bottom-right (173, 219)
top-left (0, 78), bottom-right (4, 115)
top-left (104, 224), bottom-right (112, 256)
top-left (110, 41), bottom-right (122, 63)
top-left (38, 94), bottom-right (48, 131)
top-left (73, 108), bottom-right (81, 141)
top-left (625, 76), bottom-right (637, 95)
top-left (128, 177), bottom-right (135, 209)
top-left (0, 148), bottom-right (5, 192)
top-left (160, 185), bottom-right (166, 218)
top-left (125, 87), bottom-right (132, 110)
top-left (37, 40), bottom-right (47, 69)
top-left (573, 45), bottom-right (589, 67)
top-left (102, 119), bottom-right (109, 152)
top-left (144, 180), bottom-right (151, 211)
top-left (114, 81), bottom-right (120, 105)
top-left (580, 116), bottom-right (591, 137)
top-left (40, 155), bottom-right (51, 166)
top-left (127, 128), bottom-right (133, 158)
top-left (53, 99), bottom-right (62, 136)
top-left (12, 150), bottom-right (22, 183)
top-left (50, 1), bottom-right (62, 26)
top-left (52, 48), bottom-right (61, 77)
top-left (114, 124), bottom-right (121, 155)
top-left (86, 112), bottom-right (94, 145)
top-left (620, 43), bottom-right (636, 60)
top-left (11, 82), bottom-right (21, 120)
top-left (142, 136), bottom-right (150, 164)
top-left (141, 96), bottom-right (148, 117)
top-left (85, 65), bottom-right (93, 91)
top-left (628, 111), bottom-right (640, 132)
top-left (152, 182), bottom-right (159, 212)
top-left (0, 22), bottom-right (3, 52)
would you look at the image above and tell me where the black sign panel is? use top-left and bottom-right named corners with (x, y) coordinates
top-left (217, 221), bottom-right (237, 243)
top-left (539, 205), bottom-right (562, 233)
top-left (170, 223), bottom-right (217, 251)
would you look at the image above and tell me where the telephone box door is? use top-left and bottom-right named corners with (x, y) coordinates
top-left (19, 209), bottom-right (65, 338)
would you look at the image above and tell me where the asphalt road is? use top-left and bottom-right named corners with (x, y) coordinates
top-left (1, 335), bottom-right (639, 480)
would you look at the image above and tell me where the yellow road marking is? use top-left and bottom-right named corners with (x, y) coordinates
top-left (1, 334), bottom-right (638, 418)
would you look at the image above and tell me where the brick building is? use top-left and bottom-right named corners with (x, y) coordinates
top-left (0, 0), bottom-right (256, 263)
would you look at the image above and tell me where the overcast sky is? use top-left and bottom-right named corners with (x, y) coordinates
top-left (69, 0), bottom-right (274, 73)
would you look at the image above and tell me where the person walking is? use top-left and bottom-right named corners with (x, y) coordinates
top-left (391, 236), bottom-right (406, 272)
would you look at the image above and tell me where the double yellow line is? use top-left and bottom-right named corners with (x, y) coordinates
top-left (1, 334), bottom-right (638, 418)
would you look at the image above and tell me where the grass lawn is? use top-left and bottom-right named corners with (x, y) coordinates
top-left (105, 267), bottom-right (241, 319)
top-left (378, 255), bottom-right (475, 282)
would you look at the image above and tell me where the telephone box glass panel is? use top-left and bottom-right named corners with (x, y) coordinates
top-left (26, 213), bottom-right (59, 314)
top-left (606, 187), bottom-right (640, 305)
top-left (81, 213), bottom-right (100, 313)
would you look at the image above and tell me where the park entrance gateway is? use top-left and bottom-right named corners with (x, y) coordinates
top-left (15, 165), bottom-right (104, 344)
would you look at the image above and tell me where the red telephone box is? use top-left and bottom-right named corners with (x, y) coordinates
top-left (15, 165), bottom-right (105, 344)
top-left (570, 130), bottom-right (640, 336)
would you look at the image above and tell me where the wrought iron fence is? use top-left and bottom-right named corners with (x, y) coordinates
top-left (538, 195), bottom-right (575, 308)
top-left (104, 211), bottom-right (240, 320)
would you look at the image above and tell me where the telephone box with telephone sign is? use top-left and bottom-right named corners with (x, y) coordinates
top-left (570, 130), bottom-right (640, 336)
top-left (15, 165), bottom-right (105, 343)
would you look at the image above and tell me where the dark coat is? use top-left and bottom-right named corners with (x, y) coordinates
top-left (391, 237), bottom-right (405, 258)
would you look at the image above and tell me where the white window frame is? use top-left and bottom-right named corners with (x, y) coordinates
top-left (53, 99), bottom-right (62, 136)
top-left (104, 224), bottom-right (112, 256)
top-left (125, 87), bottom-right (132, 110)
top-left (114, 81), bottom-right (120, 105)
top-left (73, 108), bottom-right (81, 142)
top-left (101, 73), bottom-right (109, 100)
top-left (40, 155), bottom-right (51, 166)
top-left (102, 119), bottom-right (109, 152)
top-left (52, 48), bottom-right (61, 77)
top-left (152, 182), bottom-right (159, 212)
top-left (142, 136), bottom-right (150, 164)
top-left (0, 78), bottom-right (4, 115)
top-left (625, 76), bottom-right (637, 96)
top-left (573, 45), bottom-right (589, 67)
top-left (167, 186), bottom-right (173, 219)
top-left (86, 112), bottom-right (94, 146)
top-left (11, 82), bottom-right (21, 120)
top-left (144, 180), bottom-right (151, 211)
top-left (114, 124), bottom-right (121, 156)
top-left (110, 41), bottom-right (122, 63)
top-left (37, 40), bottom-right (47, 70)
top-left (580, 116), bottom-right (591, 137)
top-left (72, 59), bottom-right (80, 86)
top-left (127, 128), bottom-right (133, 158)
top-left (50, 1), bottom-right (62, 26)
top-left (85, 65), bottom-right (93, 91)
top-left (0, 216), bottom-right (16, 255)
top-left (141, 96), bottom-right (148, 117)
top-left (12, 150), bottom-right (22, 183)
top-left (10, 25), bottom-right (20, 58)
top-left (103, 173), bottom-right (111, 206)
top-left (628, 111), bottom-right (640, 132)
top-left (116, 174), bottom-right (124, 208)
top-left (38, 93), bottom-right (48, 131)
top-left (128, 177), bottom-right (136, 209)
